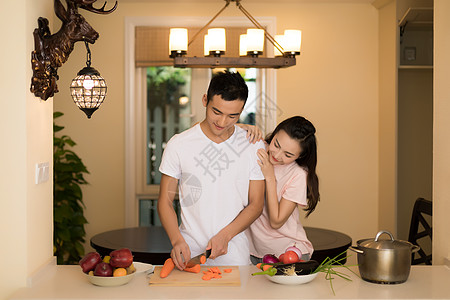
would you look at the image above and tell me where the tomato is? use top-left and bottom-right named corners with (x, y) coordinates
top-left (279, 253), bottom-right (285, 262)
top-left (282, 250), bottom-right (299, 264)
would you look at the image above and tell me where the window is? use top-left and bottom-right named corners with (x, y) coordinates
top-left (125, 16), bottom-right (278, 227)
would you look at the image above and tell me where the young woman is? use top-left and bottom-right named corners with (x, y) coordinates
top-left (245, 116), bottom-right (320, 264)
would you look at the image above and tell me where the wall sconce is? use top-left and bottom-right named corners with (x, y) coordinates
top-left (70, 41), bottom-right (107, 119)
top-left (169, 0), bottom-right (302, 69)
top-left (30, 0), bottom-right (116, 116)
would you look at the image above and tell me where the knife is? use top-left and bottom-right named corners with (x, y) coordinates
top-left (186, 249), bottom-right (211, 268)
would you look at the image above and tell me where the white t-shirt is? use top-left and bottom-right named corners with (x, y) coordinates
top-left (159, 124), bottom-right (265, 265)
top-left (247, 161), bottom-right (314, 258)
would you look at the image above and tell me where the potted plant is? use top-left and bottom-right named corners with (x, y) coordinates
top-left (53, 112), bottom-right (89, 264)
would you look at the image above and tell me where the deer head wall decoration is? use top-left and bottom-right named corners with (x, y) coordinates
top-left (30, 0), bottom-right (117, 100)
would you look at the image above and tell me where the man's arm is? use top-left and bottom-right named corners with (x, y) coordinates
top-left (207, 179), bottom-right (265, 259)
top-left (157, 174), bottom-right (190, 270)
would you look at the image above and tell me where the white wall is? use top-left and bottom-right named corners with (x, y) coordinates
top-left (433, 0), bottom-right (450, 264)
top-left (0, 0), bottom-right (54, 299)
top-left (376, 0), bottom-right (397, 236)
top-left (54, 0), bottom-right (381, 254)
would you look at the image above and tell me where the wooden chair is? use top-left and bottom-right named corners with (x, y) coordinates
top-left (408, 198), bottom-right (432, 265)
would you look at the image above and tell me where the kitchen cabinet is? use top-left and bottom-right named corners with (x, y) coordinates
top-left (398, 7), bottom-right (433, 68)
top-left (396, 3), bottom-right (434, 242)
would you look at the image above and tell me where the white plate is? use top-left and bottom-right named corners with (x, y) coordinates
top-left (85, 271), bottom-right (135, 287)
top-left (133, 262), bottom-right (154, 274)
top-left (265, 272), bottom-right (318, 285)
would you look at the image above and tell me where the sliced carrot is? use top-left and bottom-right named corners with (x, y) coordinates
top-left (160, 258), bottom-right (175, 278)
top-left (202, 274), bottom-right (212, 280)
top-left (223, 268), bottom-right (232, 273)
top-left (199, 255), bottom-right (206, 264)
top-left (201, 266), bottom-right (224, 280)
top-left (183, 264), bottom-right (201, 273)
top-left (256, 263), bottom-right (262, 270)
top-left (262, 264), bottom-right (272, 271)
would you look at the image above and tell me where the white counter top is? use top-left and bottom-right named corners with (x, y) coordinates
top-left (9, 264), bottom-right (450, 300)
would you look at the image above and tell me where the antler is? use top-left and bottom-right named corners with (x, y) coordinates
top-left (71, 0), bottom-right (118, 14)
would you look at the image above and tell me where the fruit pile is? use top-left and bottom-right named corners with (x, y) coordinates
top-left (79, 248), bottom-right (135, 277)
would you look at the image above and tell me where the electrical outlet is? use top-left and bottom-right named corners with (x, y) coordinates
top-left (35, 162), bottom-right (50, 184)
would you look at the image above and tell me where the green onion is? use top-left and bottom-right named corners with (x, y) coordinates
top-left (313, 250), bottom-right (360, 295)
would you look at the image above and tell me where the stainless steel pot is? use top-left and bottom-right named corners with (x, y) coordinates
top-left (349, 230), bottom-right (420, 284)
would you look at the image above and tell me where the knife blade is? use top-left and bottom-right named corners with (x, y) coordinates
top-left (186, 249), bottom-right (211, 268)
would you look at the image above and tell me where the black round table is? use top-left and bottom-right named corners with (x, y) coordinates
top-left (91, 226), bottom-right (352, 265)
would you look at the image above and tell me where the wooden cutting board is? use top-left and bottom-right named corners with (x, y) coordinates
top-left (148, 266), bottom-right (240, 286)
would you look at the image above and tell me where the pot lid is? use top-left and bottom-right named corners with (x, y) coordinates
top-left (359, 231), bottom-right (412, 250)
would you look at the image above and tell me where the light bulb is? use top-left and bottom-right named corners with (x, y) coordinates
top-left (274, 34), bottom-right (285, 57)
top-left (83, 78), bottom-right (94, 90)
top-left (207, 28), bottom-right (226, 54)
top-left (239, 34), bottom-right (247, 56)
top-left (246, 29), bottom-right (264, 54)
top-left (283, 30), bottom-right (302, 54)
top-left (169, 28), bottom-right (188, 55)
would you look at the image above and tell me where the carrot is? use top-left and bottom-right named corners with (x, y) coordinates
top-left (256, 263), bottom-right (262, 270)
top-left (202, 274), bottom-right (212, 280)
top-left (160, 258), bottom-right (175, 278)
top-left (223, 268), bottom-right (232, 273)
top-left (183, 264), bottom-right (201, 273)
top-left (262, 264), bottom-right (272, 271)
top-left (200, 255), bottom-right (207, 264)
top-left (201, 266), bottom-right (223, 280)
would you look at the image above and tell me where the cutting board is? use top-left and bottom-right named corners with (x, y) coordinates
top-left (148, 266), bottom-right (240, 286)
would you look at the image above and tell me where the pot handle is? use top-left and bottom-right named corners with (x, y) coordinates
top-left (375, 230), bottom-right (394, 242)
top-left (348, 246), bottom-right (364, 254)
top-left (411, 245), bottom-right (420, 253)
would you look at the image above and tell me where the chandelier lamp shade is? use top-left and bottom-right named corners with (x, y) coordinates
top-left (70, 41), bottom-right (107, 119)
top-left (169, 0), bottom-right (302, 69)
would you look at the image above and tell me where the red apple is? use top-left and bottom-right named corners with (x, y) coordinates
top-left (79, 252), bottom-right (102, 273)
top-left (109, 248), bottom-right (133, 268)
top-left (93, 262), bottom-right (113, 277)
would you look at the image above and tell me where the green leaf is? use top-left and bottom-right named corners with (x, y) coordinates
top-left (53, 112), bottom-right (89, 265)
top-left (54, 125), bottom-right (64, 133)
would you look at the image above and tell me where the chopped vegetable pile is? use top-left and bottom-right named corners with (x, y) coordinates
top-left (159, 258), bottom-right (233, 281)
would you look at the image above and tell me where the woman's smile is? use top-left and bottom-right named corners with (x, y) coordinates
top-left (270, 155), bottom-right (280, 163)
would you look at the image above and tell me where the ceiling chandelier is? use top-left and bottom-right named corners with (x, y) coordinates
top-left (169, 0), bottom-right (302, 69)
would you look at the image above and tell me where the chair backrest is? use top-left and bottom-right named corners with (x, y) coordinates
top-left (408, 197), bottom-right (432, 265)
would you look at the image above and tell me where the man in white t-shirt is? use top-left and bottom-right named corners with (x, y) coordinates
top-left (158, 71), bottom-right (265, 269)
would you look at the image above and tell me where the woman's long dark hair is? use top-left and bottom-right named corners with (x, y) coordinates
top-left (265, 116), bottom-right (320, 217)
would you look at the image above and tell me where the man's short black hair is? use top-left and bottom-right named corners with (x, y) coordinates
top-left (206, 71), bottom-right (248, 104)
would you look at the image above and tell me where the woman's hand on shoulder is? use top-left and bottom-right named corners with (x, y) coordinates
top-left (257, 148), bottom-right (275, 181)
top-left (237, 123), bottom-right (263, 144)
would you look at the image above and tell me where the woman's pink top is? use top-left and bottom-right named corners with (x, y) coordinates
top-left (247, 161), bottom-right (314, 258)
